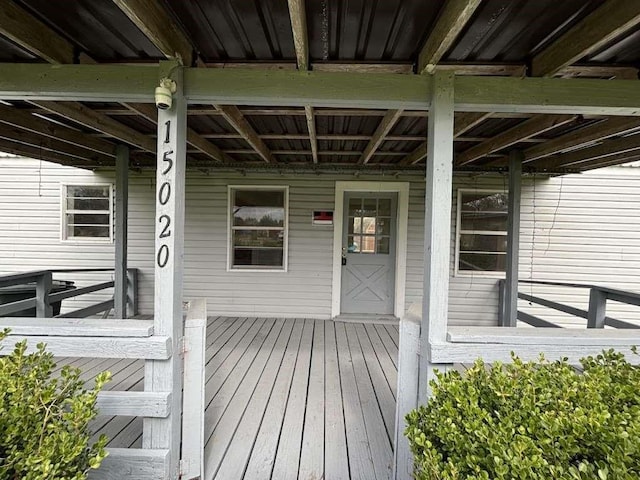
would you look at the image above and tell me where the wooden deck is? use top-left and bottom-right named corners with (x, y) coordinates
top-left (63, 317), bottom-right (399, 480)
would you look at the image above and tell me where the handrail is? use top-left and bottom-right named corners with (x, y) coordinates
top-left (500, 279), bottom-right (640, 329)
top-left (0, 269), bottom-right (139, 319)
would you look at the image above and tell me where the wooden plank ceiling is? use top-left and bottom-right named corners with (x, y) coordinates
top-left (0, 0), bottom-right (639, 173)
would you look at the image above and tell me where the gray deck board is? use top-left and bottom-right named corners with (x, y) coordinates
top-left (324, 320), bottom-right (350, 480)
top-left (214, 319), bottom-right (295, 480)
top-left (62, 316), bottom-right (399, 480)
top-left (271, 319), bottom-right (314, 479)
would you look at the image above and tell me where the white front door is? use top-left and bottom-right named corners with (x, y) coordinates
top-left (340, 193), bottom-right (397, 315)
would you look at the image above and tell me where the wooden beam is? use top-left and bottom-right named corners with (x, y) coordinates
top-left (0, 104), bottom-right (116, 155)
top-left (287, 0), bottom-right (309, 71)
top-left (4, 65), bottom-right (640, 116)
top-left (216, 105), bottom-right (275, 163)
top-left (360, 109), bottom-right (403, 164)
top-left (123, 103), bottom-right (232, 162)
top-left (536, 133), bottom-right (640, 170)
top-left (454, 76), bottom-right (640, 116)
top-left (0, 64), bottom-right (156, 103)
top-left (524, 117), bottom-right (640, 162)
top-left (0, 0), bottom-right (75, 64)
top-left (418, 0), bottom-right (483, 74)
top-left (304, 106), bottom-right (318, 163)
top-left (0, 122), bottom-right (112, 163)
top-left (32, 101), bottom-right (156, 152)
top-left (312, 63), bottom-right (413, 74)
top-left (455, 114), bottom-right (577, 166)
top-left (532, 0), bottom-right (640, 77)
top-left (112, 0), bottom-right (194, 65)
top-left (435, 63), bottom-right (526, 77)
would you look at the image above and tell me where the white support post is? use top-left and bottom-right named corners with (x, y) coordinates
top-left (144, 60), bottom-right (186, 480)
top-left (114, 144), bottom-right (129, 319)
top-left (181, 299), bottom-right (207, 480)
top-left (504, 151), bottom-right (522, 327)
top-left (418, 71), bottom-right (455, 403)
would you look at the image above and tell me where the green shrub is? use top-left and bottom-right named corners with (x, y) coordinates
top-left (406, 349), bottom-right (640, 480)
top-left (0, 330), bottom-right (110, 480)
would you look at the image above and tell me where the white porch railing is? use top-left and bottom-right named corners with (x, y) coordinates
top-left (393, 301), bottom-right (640, 480)
top-left (0, 299), bottom-right (207, 480)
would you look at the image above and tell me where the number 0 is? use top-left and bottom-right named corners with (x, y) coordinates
top-left (157, 244), bottom-right (169, 268)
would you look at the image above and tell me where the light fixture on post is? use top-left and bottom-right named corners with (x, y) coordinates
top-left (155, 77), bottom-right (177, 110)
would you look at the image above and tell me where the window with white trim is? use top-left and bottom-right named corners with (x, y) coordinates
top-left (229, 187), bottom-right (288, 270)
top-left (456, 190), bottom-right (508, 273)
top-left (61, 184), bottom-right (113, 242)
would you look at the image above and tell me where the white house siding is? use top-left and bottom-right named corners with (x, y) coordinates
top-left (1, 157), bottom-right (639, 327)
top-left (0, 158), bottom-right (116, 312)
top-left (518, 167), bottom-right (640, 327)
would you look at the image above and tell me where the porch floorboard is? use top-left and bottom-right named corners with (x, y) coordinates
top-left (66, 316), bottom-right (399, 480)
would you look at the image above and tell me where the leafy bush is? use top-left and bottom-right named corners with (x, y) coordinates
top-left (0, 330), bottom-right (110, 479)
top-left (406, 349), bottom-right (640, 480)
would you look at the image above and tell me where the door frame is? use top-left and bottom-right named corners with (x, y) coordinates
top-left (332, 181), bottom-right (410, 318)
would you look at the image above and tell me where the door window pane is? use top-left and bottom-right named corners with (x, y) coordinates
top-left (378, 198), bottom-right (391, 216)
top-left (377, 236), bottom-right (390, 254)
top-left (346, 196), bottom-right (394, 255)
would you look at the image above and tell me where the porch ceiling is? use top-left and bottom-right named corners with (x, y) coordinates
top-left (1, 0), bottom-right (640, 174)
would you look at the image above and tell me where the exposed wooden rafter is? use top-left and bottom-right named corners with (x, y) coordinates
top-left (0, 0), bottom-right (79, 64)
top-left (360, 110), bottom-right (404, 164)
top-left (0, 139), bottom-right (97, 168)
top-left (399, 112), bottom-right (493, 166)
top-left (455, 114), bottom-right (577, 166)
top-left (123, 103), bottom-right (232, 163)
top-left (32, 101), bottom-right (156, 152)
top-left (532, 0), bottom-right (640, 77)
top-left (0, 122), bottom-right (112, 164)
top-left (418, 0), bottom-right (483, 74)
top-left (0, 104), bottom-right (116, 155)
top-left (537, 134), bottom-right (640, 170)
top-left (287, 0), bottom-right (309, 71)
top-left (216, 105), bottom-right (275, 163)
top-left (304, 106), bottom-right (318, 163)
top-left (112, 0), bottom-right (196, 66)
top-left (524, 117), bottom-right (640, 162)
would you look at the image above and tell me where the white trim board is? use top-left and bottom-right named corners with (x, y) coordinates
top-left (331, 181), bottom-right (410, 318)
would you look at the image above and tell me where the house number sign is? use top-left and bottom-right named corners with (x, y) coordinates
top-left (157, 120), bottom-right (174, 268)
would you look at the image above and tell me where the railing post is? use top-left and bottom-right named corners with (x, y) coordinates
top-left (127, 268), bottom-right (139, 317)
top-left (504, 150), bottom-right (523, 328)
top-left (181, 299), bottom-right (207, 480)
top-left (114, 144), bottom-right (129, 319)
top-left (393, 304), bottom-right (421, 480)
top-left (497, 279), bottom-right (506, 326)
top-left (36, 271), bottom-right (52, 317)
top-left (587, 288), bottom-right (607, 328)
